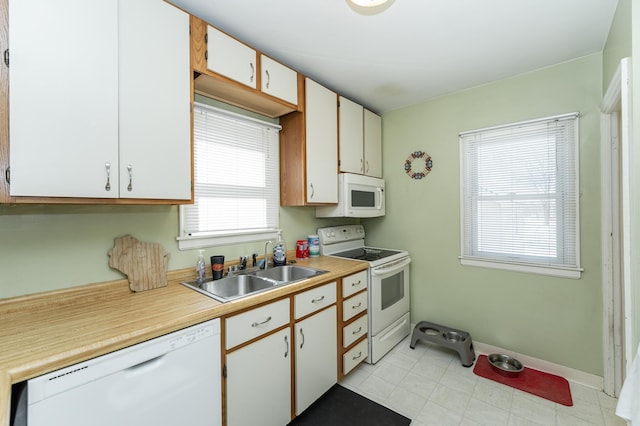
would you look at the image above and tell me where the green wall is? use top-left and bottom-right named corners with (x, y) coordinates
top-left (366, 54), bottom-right (604, 375)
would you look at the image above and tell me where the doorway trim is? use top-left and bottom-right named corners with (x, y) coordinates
top-left (601, 57), bottom-right (632, 397)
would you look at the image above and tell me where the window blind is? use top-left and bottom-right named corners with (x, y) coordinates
top-left (180, 103), bottom-right (280, 241)
top-left (459, 113), bottom-right (581, 277)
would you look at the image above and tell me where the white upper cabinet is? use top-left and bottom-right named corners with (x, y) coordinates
top-left (9, 0), bottom-right (191, 200)
top-left (206, 26), bottom-right (257, 89)
top-left (118, 0), bottom-right (191, 200)
top-left (337, 96), bottom-right (382, 178)
top-left (260, 54), bottom-right (298, 105)
top-left (364, 109), bottom-right (382, 177)
top-left (305, 78), bottom-right (338, 204)
top-left (9, 0), bottom-right (119, 198)
top-left (338, 96), bottom-right (364, 174)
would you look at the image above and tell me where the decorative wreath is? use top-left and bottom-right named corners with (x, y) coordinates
top-left (404, 151), bottom-right (433, 179)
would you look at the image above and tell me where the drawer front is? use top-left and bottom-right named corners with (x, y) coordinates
top-left (343, 314), bottom-right (368, 348)
top-left (342, 270), bottom-right (367, 299)
top-left (226, 298), bottom-right (290, 349)
top-left (342, 290), bottom-right (367, 322)
top-left (294, 281), bottom-right (336, 319)
top-left (343, 338), bottom-right (368, 375)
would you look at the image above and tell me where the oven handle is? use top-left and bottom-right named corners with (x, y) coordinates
top-left (371, 257), bottom-right (411, 276)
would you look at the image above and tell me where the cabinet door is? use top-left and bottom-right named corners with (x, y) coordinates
top-left (9, 0), bottom-right (119, 197)
top-left (295, 306), bottom-right (337, 415)
top-left (226, 328), bottom-right (291, 426)
top-left (118, 0), bottom-right (191, 200)
top-left (207, 26), bottom-right (257, 89)
top-left (364, 109), bottom-right (382, 177)
top-left (338, 96), bottom-right (364, 174)
top-left (261, 55), bottom-right (298, 105)
top-left (305, 78), bottom-right (338, 203)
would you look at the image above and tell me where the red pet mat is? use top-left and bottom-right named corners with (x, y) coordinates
top-left (473, 355), bottom-right (573, 406)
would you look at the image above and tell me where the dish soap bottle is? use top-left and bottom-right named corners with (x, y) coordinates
top-left (195, 249), bottom-right (206, 283)
top-left (273, 231), bottom-right (287, 267)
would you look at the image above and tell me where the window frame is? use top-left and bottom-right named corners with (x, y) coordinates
top-left (458, 113), bottom-right (583, 279)
top-left (177, 103), bottom-right (281, 250)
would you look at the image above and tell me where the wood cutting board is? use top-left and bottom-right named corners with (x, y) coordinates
top-left (108, 235), bottom-right (170, 292)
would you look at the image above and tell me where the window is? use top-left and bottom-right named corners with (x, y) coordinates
top-left (178, 103), bottom-right (281, 250)
top-left (459, 113), bottom-right (582, 278)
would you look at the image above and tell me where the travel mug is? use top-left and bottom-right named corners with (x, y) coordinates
top-left (211, 255), bottom-right (224, 280)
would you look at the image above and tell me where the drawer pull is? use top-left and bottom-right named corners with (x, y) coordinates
top-left (352, 326), bottom-right (363, 335)
top-left (312, 295), bottom-right (325, 303)
top-left (352, 302), bottom-right (362, 310)
top-left (352, 351), bottom-right (363, 361)
top-left (351, 280), bottom-right (362, 287)
top-left (251, 316), bottom-right (272, 327)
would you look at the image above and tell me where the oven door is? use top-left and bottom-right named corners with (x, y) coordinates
top-left (370, 257), bottom-right (411, 335)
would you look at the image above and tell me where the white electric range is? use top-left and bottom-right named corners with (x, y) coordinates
top-left (318, 225), bottom-right (411, 364)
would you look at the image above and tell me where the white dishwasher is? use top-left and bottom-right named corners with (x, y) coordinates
top-left (16, 319), bottom-right (221, 426)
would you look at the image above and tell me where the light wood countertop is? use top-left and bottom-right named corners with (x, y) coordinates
top-left (0, 256), bottom-right (367, 426)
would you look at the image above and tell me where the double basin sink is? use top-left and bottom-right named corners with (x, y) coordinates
top-left (182, 265), bottom-right (328, 303)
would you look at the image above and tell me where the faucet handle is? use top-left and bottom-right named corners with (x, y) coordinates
top-left (252, 252), bottom-right (258, 267)
top-left (239, 256), bottom-right (248, 270)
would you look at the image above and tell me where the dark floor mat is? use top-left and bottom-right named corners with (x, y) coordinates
top-left (288, 384), bottom-right (411, 426)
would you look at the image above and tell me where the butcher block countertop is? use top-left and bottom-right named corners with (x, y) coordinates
top-left (0, 255), bottom-right (368, 426)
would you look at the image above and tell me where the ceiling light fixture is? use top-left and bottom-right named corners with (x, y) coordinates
top-left (346, 0), bottom-right (395, 15)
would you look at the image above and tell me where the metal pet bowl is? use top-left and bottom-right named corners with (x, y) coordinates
top-left (487, 354), bottom-right (524, 377)
top-left (443, 331), bottom-right (466, 342)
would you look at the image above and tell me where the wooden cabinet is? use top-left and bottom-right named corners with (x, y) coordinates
top-left (293, 282), bottom-right (337, 415)
top-left (191, 17), bottom-right (299, 118)
top-left (280, 78), bottom-right (338, 206)
top-left (226, 328), bottom-right (291, 426)
top-left (338, 271), bottom-right (369, 379)
top-left (224, 299), bottom-right (291, 426)
top-left (6, 0), bottom-right (191, 202)
top-left (338, 96), bottom-right (382, 178)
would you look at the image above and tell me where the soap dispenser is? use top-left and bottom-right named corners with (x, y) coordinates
top-left (195, 250), bottom-right (206, 283)
top-left (273, 231), bottom-right (287, 267)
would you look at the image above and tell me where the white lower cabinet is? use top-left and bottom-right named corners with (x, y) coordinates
top-left (225, 328), bottom-right (291, 426)
top-left (294, 305), bottom-right (337, 415)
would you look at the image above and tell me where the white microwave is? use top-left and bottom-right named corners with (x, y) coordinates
top-left (316, 173), bottom-right (385, 218)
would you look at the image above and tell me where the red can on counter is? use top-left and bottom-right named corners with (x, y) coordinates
top-left (296, 239), bottom-right (309, 259)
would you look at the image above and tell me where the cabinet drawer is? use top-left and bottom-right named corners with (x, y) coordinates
top-left (226, 298), bottom-right (290, 349)
top-left (342, 290), bottom-right (367, 322)
top-left (342, 270), bottom-right (367, 299)
top-left (294, 282), bottom-right (336, 320)
top-left (343, 338), bottom-right (368, 375)
top-left (343, 314), bottom-right (367, 348)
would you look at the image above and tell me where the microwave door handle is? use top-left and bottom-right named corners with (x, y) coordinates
top-left (376, 188), bottom-right (384, 209)
top-left (371, 257), bottom-right (412, 276)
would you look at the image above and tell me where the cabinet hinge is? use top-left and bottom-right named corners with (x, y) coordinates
top-left (5, 167), bottom-right (9, 184)
top-left (204, 33), bottom-right (208, 44)
top-left (222, 364), bottom-right (227, 379)
top-left (3, 49), bottom-right (8, 67)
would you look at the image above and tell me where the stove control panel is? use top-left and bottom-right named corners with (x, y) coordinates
top-left (318, 225), bottom-right (365, 244)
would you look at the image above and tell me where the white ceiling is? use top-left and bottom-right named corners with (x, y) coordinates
top-left (169, 0), bottom-right (619, 114)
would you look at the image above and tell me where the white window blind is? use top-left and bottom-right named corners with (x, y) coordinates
top-left (178, 103), bottom-right (281, 249)
top-left (459, 113), bottom-right (582, 278)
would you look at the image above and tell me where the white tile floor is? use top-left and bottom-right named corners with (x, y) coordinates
top-left (339, 336), bottom-right (627, 426)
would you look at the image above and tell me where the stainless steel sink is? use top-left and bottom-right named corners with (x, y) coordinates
top-left (251, 265), bottom-right (328, 282)
top-left (183, 274), bottom-right (278, 303)
top-left (182, 265), bottom-right (328, 303)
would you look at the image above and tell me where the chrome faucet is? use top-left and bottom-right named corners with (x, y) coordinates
top-left (263, 240), bottom-right (273, 270)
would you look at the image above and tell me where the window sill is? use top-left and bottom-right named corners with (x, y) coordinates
top-left (460, 257), bottom-right (583, 279)
top-left (177, 229), bottom-right (280, 250)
